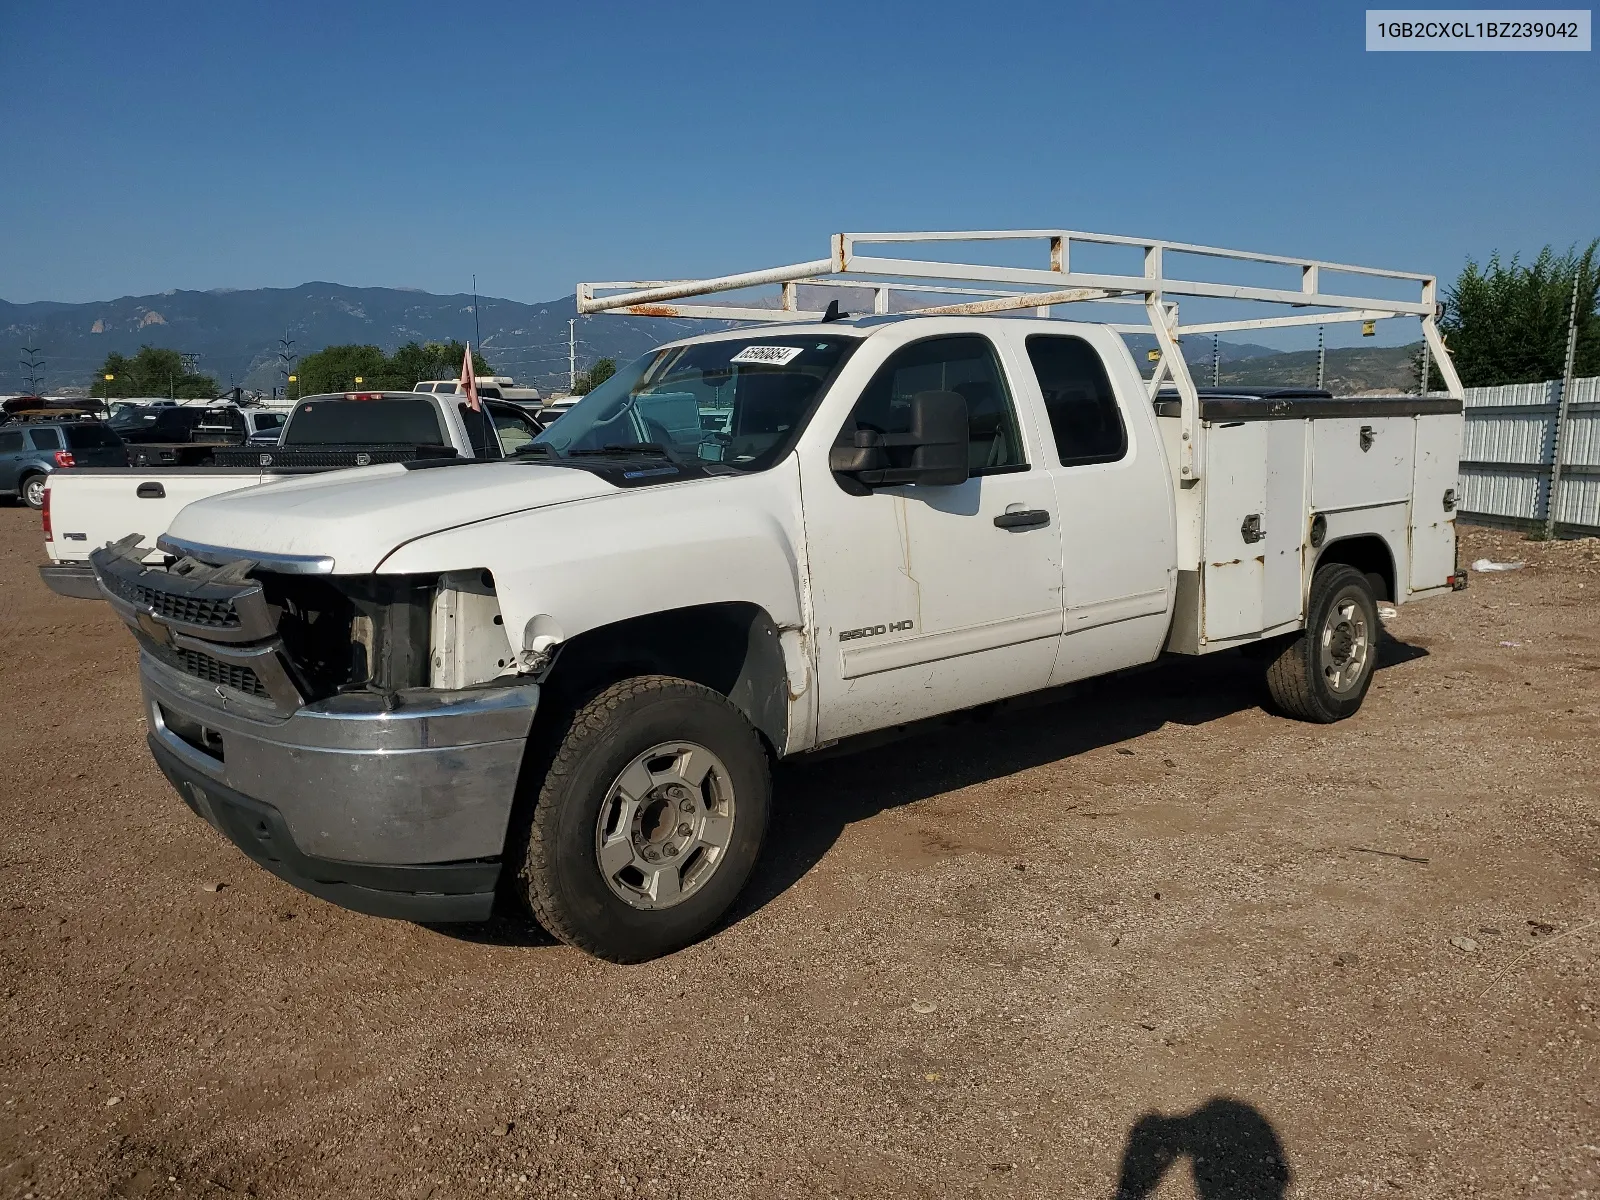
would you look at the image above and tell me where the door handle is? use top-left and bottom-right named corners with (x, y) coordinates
top-left (993, 508), bottom-right (1051, 531)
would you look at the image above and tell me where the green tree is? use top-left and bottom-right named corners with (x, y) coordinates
top-left (91, 346), bottom-right (218, 399)
top-left (294, 341), bottom-right (492, 396)
top-left (1436, 241), bottom-right (1599, 388)
top-left (573, 357), bottom-right (616, 395)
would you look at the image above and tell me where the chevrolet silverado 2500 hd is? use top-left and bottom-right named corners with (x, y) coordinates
top-left (88, 230), bottom-right (1468, 962)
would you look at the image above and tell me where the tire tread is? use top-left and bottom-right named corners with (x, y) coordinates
top-left (1265, 564), bottom-right (1376, 724)
top-left (519, 674), bottom-right (763, 960)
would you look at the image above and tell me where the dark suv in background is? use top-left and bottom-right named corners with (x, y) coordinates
top-left (0, 421), bottom-right (129, 508)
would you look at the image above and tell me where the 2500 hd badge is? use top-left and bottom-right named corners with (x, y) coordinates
top-left (839, 620), bottom-right (914, 642)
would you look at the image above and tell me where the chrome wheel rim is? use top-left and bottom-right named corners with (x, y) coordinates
top-left (1319, 588), bottom-right (1371, 694)
top-left (594, 741), bottom-right (736, 910)
top-left (23, 477), bottom-right (44, 507)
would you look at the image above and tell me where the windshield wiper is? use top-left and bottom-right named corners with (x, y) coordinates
top-left (566, 442), bottom-right (674, 458)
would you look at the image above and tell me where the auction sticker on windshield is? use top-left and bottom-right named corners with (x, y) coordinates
top-left (730, 345), bottom-right (805, 366)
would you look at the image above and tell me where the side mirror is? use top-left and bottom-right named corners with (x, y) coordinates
top-left (829, 390), bottom-right (970, 487)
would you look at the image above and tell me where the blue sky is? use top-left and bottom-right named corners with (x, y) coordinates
top-left (1, 0), bottom-right (1595, 348)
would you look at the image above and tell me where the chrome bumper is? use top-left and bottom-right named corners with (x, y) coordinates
top-left (142, 652), bottom-right (539, 914)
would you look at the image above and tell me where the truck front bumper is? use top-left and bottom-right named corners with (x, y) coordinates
top-left (141, 652), bottom-right (539, 922)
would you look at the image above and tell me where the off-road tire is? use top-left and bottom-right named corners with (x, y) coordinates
top-left (1265, 564), bottom-right (1380, 723)
top-left (20, 474), bottom-right (46, 510)
top-left (517, 675), bottom-right (770, 963)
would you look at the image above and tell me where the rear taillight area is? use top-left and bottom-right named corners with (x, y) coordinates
top-left (41, 487), bottom-right (51, 540)
top-left (52, 450), bottom-right (75, 468)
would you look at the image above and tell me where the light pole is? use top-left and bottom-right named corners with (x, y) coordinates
top-left (287, 374), bottom-right (298, 401)
top-left (103, 373), bottom-right (115, 401)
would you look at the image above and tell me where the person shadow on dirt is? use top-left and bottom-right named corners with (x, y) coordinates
top-left (1112, 1096), bottom-right (1291, 1199)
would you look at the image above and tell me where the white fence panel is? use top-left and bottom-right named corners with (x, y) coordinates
top-left (1452, 374), bottom-right (1600, 535)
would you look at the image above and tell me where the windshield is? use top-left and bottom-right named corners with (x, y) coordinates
top-left (282, 397), bottom-right (448, 446)
top-left (531, 335), bottom-right (859, 471)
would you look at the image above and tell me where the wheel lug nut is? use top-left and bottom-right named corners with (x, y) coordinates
top-left (678, 799), bottom-right (694, 812)
top-left (664, 845), bottom-right (679, 857)
top-left (643, 849), bottom-right (660, 862)
top-left (669, 786), bottom-right (687, 800)
top-left (676, 822), bottom-right (692, 836)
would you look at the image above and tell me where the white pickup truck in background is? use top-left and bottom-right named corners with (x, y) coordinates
top-left (86, 229), bottom-right (1467, 963)
top-left (40, 390), bottom-right (543, 596)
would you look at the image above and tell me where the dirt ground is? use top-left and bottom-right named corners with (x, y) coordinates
top-left (0, 507), bottom-right (1595, 1200)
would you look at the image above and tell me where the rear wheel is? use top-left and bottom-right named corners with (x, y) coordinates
top-left (20, 473), bottom-right (46, 510)
top-left (516, 675), bottom-right (771, 962)
top-left (1264, 564), bottom-right (1379, 723)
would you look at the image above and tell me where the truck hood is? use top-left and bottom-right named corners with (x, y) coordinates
top-left (163, 461), bottom-right (618, 573)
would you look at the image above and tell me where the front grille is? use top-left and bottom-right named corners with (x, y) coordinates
top-left (102, 571), bottom-right (241, 629)
top-left (178, 647), bottom-right (269, 698)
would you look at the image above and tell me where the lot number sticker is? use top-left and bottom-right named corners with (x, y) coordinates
top-left (730, 345), bottom-right (804, 366)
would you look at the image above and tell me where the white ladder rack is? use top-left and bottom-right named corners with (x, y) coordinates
top-left (577, 229), bottom-right (1464, 481)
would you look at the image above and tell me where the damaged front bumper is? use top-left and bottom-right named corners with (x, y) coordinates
top-left (95, 536), bottom-right (539, 923)
top-left (143, 652), bottom-right (538, 921)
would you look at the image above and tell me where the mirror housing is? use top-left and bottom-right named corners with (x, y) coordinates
top-left (830, 390), bottom-right (970, 487)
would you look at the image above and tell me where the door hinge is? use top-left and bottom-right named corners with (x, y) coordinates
top-left (1360, 425), bottom-right (1376, 452)
top-left (1240, 513), bottom-right (1265, 544)
top-left (1442, 487), bottom-right (1457, 512)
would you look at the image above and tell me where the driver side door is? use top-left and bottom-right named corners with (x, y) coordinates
top-left (801, 333), bottom-right (1064, 743)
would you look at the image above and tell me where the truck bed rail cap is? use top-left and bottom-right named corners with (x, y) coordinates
top-left (156, 534), bottom-right (336, 575)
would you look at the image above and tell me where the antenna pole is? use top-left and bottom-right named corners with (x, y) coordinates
top-left (1211, 334), bottom-right (1219, 387)
top-left (569, 319), bottom-right (576, 391)
top-left (1316, 325), bottom-right (1326, 390)
top-left (472, 274), bottom-right (482, 355)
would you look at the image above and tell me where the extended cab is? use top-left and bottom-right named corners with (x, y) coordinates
top-left (40, 391), bottom-right (543, 596)
top-left (87, 231), bottom-right (1469, 962)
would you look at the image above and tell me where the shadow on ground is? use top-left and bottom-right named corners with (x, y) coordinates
top-left (732, 637), bottom-right (1426, 925)
top-left (1112, 1096), bottom-right (1291, 1199)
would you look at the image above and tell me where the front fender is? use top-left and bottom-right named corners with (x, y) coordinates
top-left (375, 462), bottom-right (810, 663)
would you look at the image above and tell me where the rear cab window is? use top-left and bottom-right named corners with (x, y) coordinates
top-left (283, 397), bottom-right (449, 446)
top-left (27, 427), bottom-right (63, 451)
top-left (1024, 335), bottom-right (1127, 466)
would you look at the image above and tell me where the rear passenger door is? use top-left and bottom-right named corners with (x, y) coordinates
top-left (1016, 332), bottom-right (1176, 684)
top-left (0, 430), bottom-right (25, 491)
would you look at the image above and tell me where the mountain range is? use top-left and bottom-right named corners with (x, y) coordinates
top-left (0, 283), bottom-right (1422, 396)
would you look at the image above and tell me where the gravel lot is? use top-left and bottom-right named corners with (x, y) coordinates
top-left (1, 508), bottom-right (1596, 1200)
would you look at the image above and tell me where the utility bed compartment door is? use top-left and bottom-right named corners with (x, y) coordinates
top-left (1201, 421), bottom-right (1309, 643)
top-left (1311, 417), bottom-right (1415, 511)
top-left (1202, 423), bottom-right (1268, 641)
top-left (1409, 412), bottom-right (1463, 591)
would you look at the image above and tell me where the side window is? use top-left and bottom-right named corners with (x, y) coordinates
top-left (841, 335), bottom-right (1024, 474)
top-left (488, 405), bottom-right (539, 454)
top-left (27, 427), bottom-right (63, 450)
top-left (458, 403), bottom-right (504, 458)
top-left (1025, 335), bottom-right (1127, 466)
top-left (0, 432), bottom-right (25, 453)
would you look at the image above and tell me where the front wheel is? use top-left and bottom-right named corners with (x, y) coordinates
top-left (21, 474), bottom-right (46, 510)
top-left (516, 675), bottom-right (771, 962)
top-left (1264, 564), bottom-right (1380, 723)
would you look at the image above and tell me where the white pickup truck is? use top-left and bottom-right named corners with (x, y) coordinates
top-left (88, 230), bottom-right (1467, 963)
top-left (40, 390), bottom-right (543, 597)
